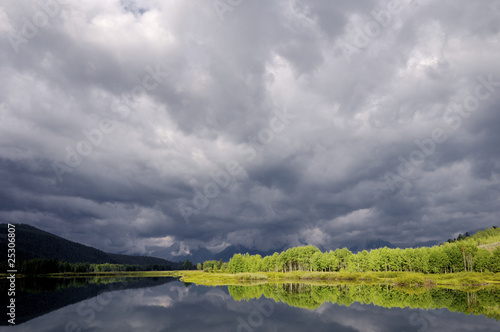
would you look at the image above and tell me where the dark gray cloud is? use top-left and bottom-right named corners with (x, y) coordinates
top-left (0, 0), bottom-right (499, 255)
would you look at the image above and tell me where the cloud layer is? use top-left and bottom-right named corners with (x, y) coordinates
top-left (1, 0), bottom-right (499, 254)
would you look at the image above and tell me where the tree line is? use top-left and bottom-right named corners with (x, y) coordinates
top-left (217, 227), bottom-right (500, 274)
top-left (444, 226), bottom-right (499, 244)
top-left (15, 258), bottom-right (175, 274)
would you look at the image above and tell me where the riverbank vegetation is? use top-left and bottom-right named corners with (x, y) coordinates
top-left (177, 270), bottom-right (500, 287)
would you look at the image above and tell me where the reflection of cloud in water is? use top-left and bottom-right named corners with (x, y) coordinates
top-left (140, 295), bottom-right (174, 308)
top-left (205, 288), bottom-right (231, 300)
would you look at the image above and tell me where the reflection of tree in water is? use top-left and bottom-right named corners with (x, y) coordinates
top-left (0, 277), bottom-right (177, 325)
top-left (18, 277), bottom-right (110, 293)
top-left (467, 291), bottom-right (477, 306)
top-left (228, 283), bottom-right (500, 320)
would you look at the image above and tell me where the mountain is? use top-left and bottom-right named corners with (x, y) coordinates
top-left (146, 243), bottom-right (284, 264)
top-left (413, 240), bottom-right (439, 248)
top-left (147, 243), bottom-right (215, 264)
top-left (0, 223), bottom-right (180, 268)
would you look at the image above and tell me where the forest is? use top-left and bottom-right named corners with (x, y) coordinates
top-left (198, 227), bottom-right (500, 274)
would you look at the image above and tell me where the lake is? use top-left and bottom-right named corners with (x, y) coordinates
top-left (1, 277), bottom-right (500, 331)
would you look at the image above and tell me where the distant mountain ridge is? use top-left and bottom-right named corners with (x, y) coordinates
top-left (347, 239), bottom-right (397, 253)
top-left (145, 243), bottom-right (215, 264)
top-left (0, 223), bottom-right (180, 268)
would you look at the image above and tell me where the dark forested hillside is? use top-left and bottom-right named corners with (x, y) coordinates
top-left (0, 223), bottom-right (179, 268)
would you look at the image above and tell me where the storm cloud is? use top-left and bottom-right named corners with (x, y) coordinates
top-left (1, 0), bottom-right (499, 255)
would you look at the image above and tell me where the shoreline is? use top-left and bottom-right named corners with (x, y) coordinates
top-left (3, 270), bottom-right (500, 288)
top-left (177, 270), bottom-right (500, 288)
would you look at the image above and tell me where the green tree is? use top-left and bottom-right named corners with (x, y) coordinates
top-left (247, 254), bottom-right (262, 272)
top-left (443, 244), bottom-right (464, 273)
top-left (413, 247), bottom-right (430, 273)
top-left (334, 248), bottom-right (352, 271)
top-left (389, 248), bottom-right (403, 272)
top-left (277, 251), bottom-right (287, 272)
top-left (347, 254), bottom-right (360, 272)
top-left (428, 247), bottom-right (450, 273)
top-left (368, 249), bottom-right (382, 272)
top-left (203, 260), bottom-right (218, 272)
top-left (460, 242), bottom-right (478, 271)
top-left (262, 256), bottom-right (271, 272)
top-left (402, 248), bottom-right (417, 272)
top-left (379, 247), bottom-right (392, 272)
top-left (490, 248), bottom-right (500, 273)
top-left (358, 250), bottom-right (370, 272)
top-left (474, 249), bottom-right (492, 272)
top-left (312, 252), bottom-right (328, 272)
top-left (182, 260), bottom-right (193, 270)
top-left (325, 250), bottom-right (339, 272)
top-left (228, 254), bottom-right (245, 273)
top-left (270, 252), bottom-right (279, 272)
top-left (216, 258), bottom-right (223, 270)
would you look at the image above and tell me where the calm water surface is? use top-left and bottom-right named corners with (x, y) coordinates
top-left (2, 277), bottom-right (499, 331)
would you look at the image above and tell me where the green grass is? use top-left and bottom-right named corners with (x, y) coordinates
top-left (478, 241), bottom-right (500, 252)
top-left (177, 271), bottom-right (500, 288)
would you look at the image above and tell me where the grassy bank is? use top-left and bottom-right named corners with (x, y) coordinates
top-left (4, 270), bottom-right (500, 289)
top-left (177, 270), bottom-right (500, 288)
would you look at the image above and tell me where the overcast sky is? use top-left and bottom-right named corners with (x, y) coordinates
top-left (1, 0), bottom-right (499, 256)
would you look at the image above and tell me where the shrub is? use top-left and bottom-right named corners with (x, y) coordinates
top-left (336, 273), bottom-right (360, 281)
top-left (381, 271), bottom-right (400, 278)
top-left (266, 272), bottom-right (282, 279)
top-left (319, 272), bottom-right (334, 280)
top-left (457, 275), bottom-right (484, 286)
top-left (424, 278), bottom-right (436, 286)
top-left (395, 274), bottom-right (425, 286)
top-left (360, 272), bottom-right (379, 282)
top-left (300, 273), bottom-right (315, 280)
top-left (237, 273), bottom-right (268, 281)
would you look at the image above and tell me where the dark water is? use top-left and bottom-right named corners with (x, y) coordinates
top-left (1, 277), bottom-right (500, 331)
